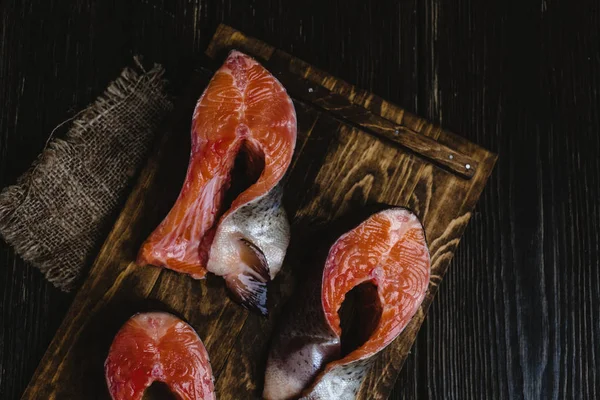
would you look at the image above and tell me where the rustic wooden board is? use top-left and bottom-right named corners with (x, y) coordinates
top-left (22, 25), bottom-right (496, 400)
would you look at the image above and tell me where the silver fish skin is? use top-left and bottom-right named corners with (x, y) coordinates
top-left (263, 281), bottom-right (340, 400)
top-left (264, 279), bottom-right (372, 400)
top-left (207, 181), bottom-right (290, 316)
top-left (300, 358), bottom-right (373, 400)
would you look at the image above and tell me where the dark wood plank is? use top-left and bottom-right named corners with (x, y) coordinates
top-left (0, 2), bottom-right (149, 400)
top-left (1, 1), bottom-right (598, 400)
top-left (267, 52), bottom-right (478, 179)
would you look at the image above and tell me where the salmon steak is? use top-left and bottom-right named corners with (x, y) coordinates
top-left (264, 208), bottom-right (430, 399)
top-left (137, 51), bottom-right (297, 315)
top-left (104, 312), bottom-right (215, 400)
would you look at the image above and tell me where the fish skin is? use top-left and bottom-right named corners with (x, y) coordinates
top-left (264, 208), bottom-right (430, 400)
top-left (104, 312), bottom-right (215, 400)
top-left (137, 50), bottom-right (296, 315)
top-left (208, 180), bottom-right (290, 315)
top-left (264, 281), bottom-right (340, 400)
top-left (300, 358), bottom-right (373, 400)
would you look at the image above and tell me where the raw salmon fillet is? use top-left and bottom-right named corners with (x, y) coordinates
top-left (137, 51), bottom-right (297, 315)
top-left (104, 312), bottom-right (215, 400)
top-left (264, 208), bottom-right (430, 399)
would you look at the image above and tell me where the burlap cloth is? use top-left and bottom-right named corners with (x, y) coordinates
top-left (0, 58), bottom-right (173, 291)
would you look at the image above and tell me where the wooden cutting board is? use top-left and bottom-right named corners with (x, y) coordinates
top-left (22, 24), bottom-right (496, 400)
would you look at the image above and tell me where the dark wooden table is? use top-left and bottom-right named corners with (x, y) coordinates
top-left (1, 1), bottom-right (598, 399)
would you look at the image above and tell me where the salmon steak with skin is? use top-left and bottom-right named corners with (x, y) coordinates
top-left (137, 51), bottom-right (296, 315)
top-left (104, 312), bottom-right (215, 400)
top-left (264, 208), bottom-right (430, 399)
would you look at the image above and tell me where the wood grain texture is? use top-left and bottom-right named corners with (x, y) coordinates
top-left (17, 25), bottom-right (495, 399)
top-left (1, 1), bottom-right (598, 400)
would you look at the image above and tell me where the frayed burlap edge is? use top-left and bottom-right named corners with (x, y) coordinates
top-left (0, 57), bottom-right (172, 291)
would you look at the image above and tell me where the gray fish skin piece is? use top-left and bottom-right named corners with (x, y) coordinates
top-left (264, 281), bottom-right (341, 400)
top-left (207, 181), bottom-right (290, 315)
